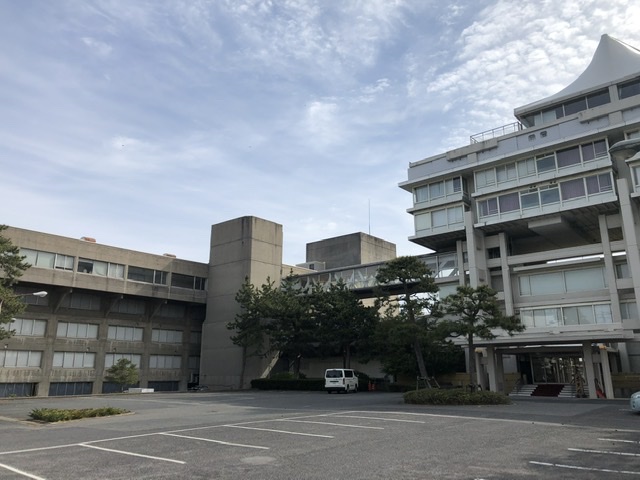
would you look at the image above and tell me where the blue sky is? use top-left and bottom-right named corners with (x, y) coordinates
top-left (1, 0), bottom-right (639, 265)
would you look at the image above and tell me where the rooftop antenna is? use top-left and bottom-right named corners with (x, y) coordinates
top-left (368, 199), bottom-right (371, 235)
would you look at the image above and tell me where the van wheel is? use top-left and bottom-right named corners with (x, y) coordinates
top-left (353, 385), bottom-right (357, 393)
top-left (345, 385), bottom-right (350, 393)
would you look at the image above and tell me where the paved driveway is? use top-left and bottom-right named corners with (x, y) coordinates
top-left (0, 391), bottom-right (637, 479)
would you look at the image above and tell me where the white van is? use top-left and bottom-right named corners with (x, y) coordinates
top-left (324, 368), bottom-right (358, 393)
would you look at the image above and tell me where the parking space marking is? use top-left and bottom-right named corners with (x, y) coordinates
top-left (0, 462), bottom-right (47, 480)
top-left (530, 461), bottom-right (640, 475)
top-left (329, 415), bottom-right (425, 424)
top-left (223, 425), bottom-right (334, 438)
top-left (599, 438), bottom-right (640, 444)
top-left (568, 447), bottom-right (640, 457)
top-left (160, 432), bottom-right (269, 450)
top-left (79, 444), bottom-right (186, 464)
top-left (279, 419), bottom-right (384, 429)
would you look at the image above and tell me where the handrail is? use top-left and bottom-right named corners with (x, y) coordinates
top-left (470, 121), bottom-right (523, 144)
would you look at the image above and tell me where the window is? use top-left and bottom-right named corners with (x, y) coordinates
top-left (414, 186), bottom-right (428, 203)
top-left (105, 353), bottom-right (141, 368)
top-left (114, 298), bottom-right (146, 315)
top-left (59, 293), bottom-right (101, 311)
top-left (520, 191), bottom-right (540, 209)
top-left (20, 249), bottom-right (74, 270)
top-left (581, 140), bottom-right (607, 161)
top-left (127, 266), bottom-right (168, 285)
top-left (498, 192), bottom-right (520, 213)
top-left (517, 158), bottom-right (536, 178)
top-left (615, 263), bottom-right (630, 279)
top-left (536, 154), bottom-right (556, 173)
top-left (10, 318), bottom-right (46, 336)
top-left (621, 302), bottom-right (638, 320)
top-left (0, 350), bottom-right (42, 367)
top-left (619, 78), bottom-right (640, 100)
top-left (190, 331), bottom-right (202, 344)
top-left (586, 173), bottom-right (613, 195)
top-left (171, 273), bottom-right (206, 290)
top-left (108, 326), bottom-right (143, 341)
top-left (431, 209), bottom-right (447, 228)
top-left (563, 97), bottom-right (587, 116)
top-left (152, 329), bottom-right (183, 343)
top-left (556, 146), bottom-right (581, 168)
top-left (519, 266), bottom-right (606, 296)
top-left (560, 178), bottom-right (586, 200)
top-left (78, 259), bottom-right (124, 278)
top-left (429, 181), bottom-right (444, 199)
top-left (586, 89), bottom-right (611, 108)
top-left (475, 169), bottom-right (496, 188)
top-left (521, 303), bottom-right (613, 328)
top-left (496, 164), bottom-right (517, 183)
top-left (57, 322), bottom-right (99, 339)
top-left (149, 355), bottom-right (182, 369)
top-left (158, 303), bottom-right (186, 318)
top-left (415, 212), bottom-right (430, 231)
top-left (479, 198), bottom-right (498, 217)
top-left (53, 352), bottom-right (95, 368)
top-left (539, 186), bottom-right (560, 205)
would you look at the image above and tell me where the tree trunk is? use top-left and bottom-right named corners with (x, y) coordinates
top-left (344, 344), bottom-right (351, 369)
top-left (468, 334), bottom-right (476, 389)
top-left (239, 344), bottom-right (247, 389)
top-left (414, 337), bottom-right (429, 381)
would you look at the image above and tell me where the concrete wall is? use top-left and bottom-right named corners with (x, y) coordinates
top-left (306, 232), bottom-right (396, 269)
top-left (200, 216), bottom-right (283, 389)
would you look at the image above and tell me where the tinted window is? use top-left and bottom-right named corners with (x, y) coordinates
top-left (326, 370), bottom-right (342, 378)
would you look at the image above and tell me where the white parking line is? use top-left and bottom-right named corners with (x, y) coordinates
top-left (160, 432), bottom-right (269, 450)
top-left (224, 425), bottom-right (334, 438)
top-left (0, 462), bottom-right (47, 480)
top-left (279, 419), bottom-right (384, 429)
top-left (568, 447), bottom-right (640, 457)
top-left (79, 444), bottom-right (185, 464)
top-left (530, 460), bottom-right (640, 475)
top-left (330, 415), bottom-right (425, 424)
top-left (599, 438), bottom-right (640, 444)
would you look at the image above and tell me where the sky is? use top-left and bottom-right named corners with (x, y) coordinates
top-left (1, 0), bottom-right (640, 266)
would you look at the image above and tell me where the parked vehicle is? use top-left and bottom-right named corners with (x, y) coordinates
top-left (630, 391), bottom-right (640, 411)
top-left (325, 368), bottom-right (358, 393)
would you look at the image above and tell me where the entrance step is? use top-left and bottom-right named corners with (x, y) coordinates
top-left (531, 383), bottom-right (565, 397)
top-left (509, 383), bottom-right (576, 398)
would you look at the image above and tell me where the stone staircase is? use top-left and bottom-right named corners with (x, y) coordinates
top-left (509, 383), bottom-right (576, 398)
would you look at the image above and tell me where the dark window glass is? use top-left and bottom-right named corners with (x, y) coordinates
top-left (564, 97), bottom-right (587, 115)
top-left (171, 273), bottom-right (195, 289)
top-left (561, 178), bottom-right (586, 200)
top-left (556, 147), bottom-right (581, 168)
top-left (586, 89), bottom-right (610, 108)
top-left (128, 266), bottom-right (154, 283)
top-left (619, 79), bottom-right (640, 100)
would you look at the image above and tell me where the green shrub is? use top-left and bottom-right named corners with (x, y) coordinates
top-left (29, 407), bottom-right (129, 422)
top-left (403, 388), bottom-right (511, 406)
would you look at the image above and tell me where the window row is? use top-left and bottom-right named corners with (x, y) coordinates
top-left (478, 172), bottom-right (614, 219)
top-left (414, 177), bottom-right (463, 204)
top-left (475, 139), bottom-right (608, 189)
top-left (520, 303), bottom-right (613, 328)
top-left (522, 88), bottom-right (611, 127)
top-left (8, 320), bottom-right (201, 344)
top-left (0, 351), bottom-right (191, 370)
top-left (20, 248), bottom-right (206, 291)
top-left (518, 266), bottom-right (607, 296)
top-left (414, 205), bottom-right (464, 232)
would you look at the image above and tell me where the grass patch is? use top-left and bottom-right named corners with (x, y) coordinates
top-left (29, 406), bottom-right (130, 422)
top-left (404, 388), bottom-right (511, 406)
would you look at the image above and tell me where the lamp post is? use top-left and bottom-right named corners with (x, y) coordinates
top-left (0, 291), bottom-right (47, 314)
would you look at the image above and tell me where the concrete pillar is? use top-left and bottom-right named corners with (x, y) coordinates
top-left (464, 211), bottom-right (487, 288)
top-left (599, 345), bottom-right (615, 399)
top-left (582, 342), bottom-right (597, 399)
top-left (496, 352), bottom-right (505, 393)
top-left (200, 217), bottom-right (283, 390)
top-left (486, 346), bottom-right (498, 392)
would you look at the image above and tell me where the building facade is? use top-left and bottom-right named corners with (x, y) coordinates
top-left (0, 218), bottom-right (395, 396)
top-left (400, 34), bottom-right (640, 398)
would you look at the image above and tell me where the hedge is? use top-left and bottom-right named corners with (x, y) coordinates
top-left (29, 407), bottom-right (129, 422)
top-left (403, 388), bottom-right (511, 405)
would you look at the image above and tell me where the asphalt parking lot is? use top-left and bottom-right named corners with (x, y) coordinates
top-left (0, 391), bottom-right (638, 479)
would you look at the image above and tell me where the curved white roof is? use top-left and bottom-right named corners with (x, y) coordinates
top-left (515, 34), bottom-right (640, 117)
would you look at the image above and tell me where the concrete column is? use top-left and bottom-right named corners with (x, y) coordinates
top-left (464, 211), bottom-right (487, 288)
top-left (486, 346), bottom-right (498, 392)
top-left (496, 352), bottom-right (505, 393)
top-left (200, 217), bottom-right (283, 390)
top-left (582, 342), bottom-right (597, 399)
top-left (599, 345), bottom-right (615, 399)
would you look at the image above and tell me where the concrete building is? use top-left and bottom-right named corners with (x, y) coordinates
top-left (0, 219), bottom-right (394, 396)
top-left (399, 34), bottom-right (640, 398)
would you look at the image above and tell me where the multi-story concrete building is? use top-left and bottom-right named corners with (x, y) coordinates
top-left (400, 34), bottom-right (640, 398)
top-left (0, 217), bottom-right (395, 396)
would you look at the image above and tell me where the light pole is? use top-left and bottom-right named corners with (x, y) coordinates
top-left (0, 291), bottom-right (47, 314)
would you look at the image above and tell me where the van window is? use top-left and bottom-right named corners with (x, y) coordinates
top-left (345, 370), bottom-right (353, 377)
top-left (326, 369), bottom-right (343, 378)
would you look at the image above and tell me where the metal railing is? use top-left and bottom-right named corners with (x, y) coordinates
top-left (470, 121), bottom-right (523, 144)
